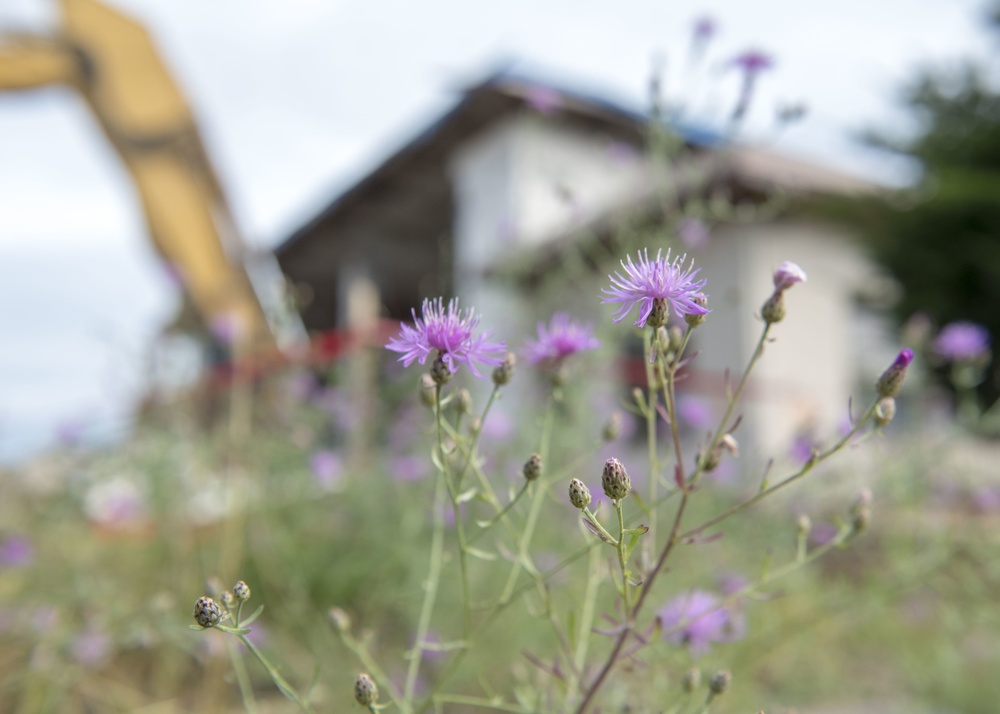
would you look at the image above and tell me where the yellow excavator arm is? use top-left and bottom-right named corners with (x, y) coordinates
top-left (0, 0), bottom-right (275, 350)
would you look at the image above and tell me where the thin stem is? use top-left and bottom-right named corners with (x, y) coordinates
top-left (614, 499), bottom-right (631, 610)
top-left (432, 693), bottom-right (535, 712)
top-left (237, 634), bottom-right (315, 714)
top-left (405, 387), bottom-right (449, 703)
top-left (225, 637), bottom-right (258, 714)
top-left (642, 329), bottom-right (660, 553)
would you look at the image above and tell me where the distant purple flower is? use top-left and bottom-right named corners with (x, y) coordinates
top-left (56, 419), bottom-right (84, 447)
top-left (933, 322), bottom-right (990, 362)
top-left (717, 571), bottom-right (749, 596)
top-left (0, 535), bottom-right (34, 568)
top-left (809, 522), bottom-right (839, 547)
top-left (310, 449), bottom-right (343, 491)
top-left (391, 455), bottom-right (427, 482)
top-left (83, 478), bottom-right (146, 527)
top-left (72, 626), bottom-right (113, 667)
top-left (314, 387), bottom-right (359, 432)
top-left (679, 219), bottom-right (710, 250)
top-left (601, 249), bottom-right (709, 328)
top-left (692, 16), bottom-right (717, 42)
top-left (524, 85), bottom-right (563, 115)
top-left (522, 313), bottom-right (600, 366)
top-left (789, 434), bottom-right (816, 465)
top-left (677, 396), bottom-right (714, 431)
top-left (730, 50), bottom-right (775, 76)
top-left (972, 485), bottom-right (1000, 513)
top-left (659, 590), bottom-right (745, 655)
top-left (386, 298), bottom-right (506, 379)
top-left (772, 261), bottom-right (807, 292)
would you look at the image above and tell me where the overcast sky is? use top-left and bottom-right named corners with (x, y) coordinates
top-left (0, 0), bottom-right (995, 461)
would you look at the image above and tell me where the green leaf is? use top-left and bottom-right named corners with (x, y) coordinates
top-left (240, 604), bottom-right (265, 627)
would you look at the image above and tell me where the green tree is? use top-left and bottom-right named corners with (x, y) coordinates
top-left (836, 8), bottom-right (1000, 406)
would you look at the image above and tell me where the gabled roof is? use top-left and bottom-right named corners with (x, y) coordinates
top-left (276, 68), bottom-right (869, 263)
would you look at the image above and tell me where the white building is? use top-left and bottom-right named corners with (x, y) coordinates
top-left (276, 70), bottom-right (889, 463)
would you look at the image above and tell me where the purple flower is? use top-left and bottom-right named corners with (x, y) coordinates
top-left (693, 16), bottom-right (717, 42)
top-left (391, 455), bottom-right (427, 482)
top-left (677, 395), bottom-right (715, 431)
top-left (386, 298), bottom-right (506, 379)
top-left (933, 321), bottom-right (991, 362)
top-left (310, 449), bottom-right (343, 491)
top-left (601, 249), bottom-right (709, 328)
top-left (522, 313), bottom-right (600, 366)
top-left (730, 50), bottom-right (775, 76)
top-left (659, 590), bottom-right (745, 655)
top-left (0, 535), bottom-right (34, 568)
top-left (772, 261), bottom-right (807, 292)
top-left (72, 626), bottom-right (113, 668)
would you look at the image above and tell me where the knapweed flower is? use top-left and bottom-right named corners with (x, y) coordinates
top-left (933, 321), bottom-right (991, 363)
top-left (659, 590), bottom-right (745, 656)
top-left (522, 313), bottom-right (600, 366)
top-left (0, 535), bottom-right (34, 568)
top-left (386, 298), bottom-right (506, 379)
top-left (730, 49), bottom-right (775, 77)
top-left (772, 261), bottom-right (807, 292)
top-left (602, 249), bottom-right (709, 328)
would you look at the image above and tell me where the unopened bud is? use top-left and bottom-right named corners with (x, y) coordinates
top-left (874, 397), bottom-right (896, 427)
top-left (193, 596), bottom-right (223, 628)
top-left (354, 673), bottom-right (378, 706)
top-left (875, 349), bottom-right (913, 398)
top-left (455, 388), bottom-right (473, 415)
top-left (492, 352), bottom-right (516, 386)
top-left (700, 434), bottom-right (738, 472)
top-left (685, 295), bottom-right (708, 328)
top-left (328, 607), bottom-right (352, 633)
top-left (602, 411), bottom-right (623, 442)
top-left (568, 479), bottom-right (591, 509)
top-left (647, 297), bottom-right (669, 328)
top-left (761, 291), bottom-right (786, 324)
top-left (796, 513), bottom-right (812, 538)
top-left (851, 488), bottom-right (873, 533)
top-left (468, 416), bottom-right (482, 435)
top-left (709, 670), bottom-right (732, 695)
top-left (419, 374), bottom-right (437, 407)
top-left (668, 325), bottom-right (685, 352)
top-left (682, 667), bottom-right (701, 692)
top-left (430, 355), bottom-right (452, 385)
top-left (656, 326), bottom-right (670, 354)
top-left (220, 590), bottom-right (235, 609)
top-left (232, 580), bottom-right (251, 602)
top-left (522, 453), bottom-right (543, 481)
top-left (601, 457), bottom-right (631, 501)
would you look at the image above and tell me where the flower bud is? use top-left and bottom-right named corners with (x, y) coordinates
top-left (568, 479), bottom-right (591, 509)
top-left (419, 374), bottom-right (437, 407)
top-left (468, 416), bottom-right (482, 435)
top-left (668, 325), bottom-right (685, 352)
top-left (430, 355), bottom-right (452, 385)
top-left (328, 607), bottom-right (352, 633)
top-left (455, 388), bottom-right (473, 415)
top-left (761, 291), bottom-right (786, 324)
top-left (656, 326), bottom-right (671, 354)
top-left (233, 581), bottom-right (251, 602)
top-left (875, 349), bottom-right (913, 398)
top-left (772, 261), bottom-right (807, 291)
top-left (647, 297), bottom-right (669, 328)
top-left (601, 458), bottom-right (631, 501)
top-left (709, 669), bottom-right (732, 695)
top-left (682, 667), bottom-right (701, 692)
top-left (492, 352), bottom-right (516, 386)
top-left (193, 596), bottom-right (223, 628)
top-left (685, 295), bottom-right (708, 328)
top-left (602, 411), bottom-right (623, 442)
top-left (522, 453), bottom-right (543, 482)
top-left (220, 590), bottom-right (235, 609)
top-left (874, 397), bottom-right (896, 427)
top-left (851, 488), bottom-right (873, 533)
top-left (796, 513), bottom-right (812, 538)
top-left (354, 673), bottom-right (378, 706)
top-left (700, 434), bottom-right (738, 472)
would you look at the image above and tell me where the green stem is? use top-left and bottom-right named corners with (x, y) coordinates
top-left (614, 500), bottom-right (630, 610)
top-left (642, 329), bottom-right (660, 553)
top-left (225, 637), bottom-right (258, 714)
top-left (237, 634), bottom-right (315, 714)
